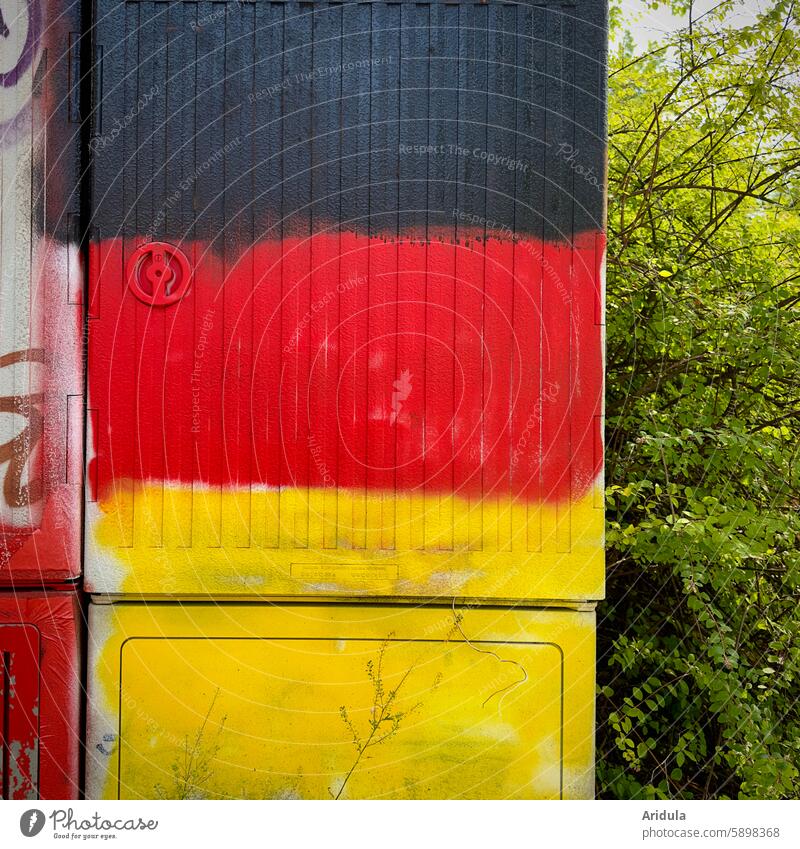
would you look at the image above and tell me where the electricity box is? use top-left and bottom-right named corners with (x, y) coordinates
top-left (0, 590), bottom-right (82, 799)
top-left (86, 0), bottom-right (607, 602)
top-left (0, 0), bottom-right (83, 585)
top-left (86, 602), bottom-right (596, 800)
top-left (84, 0), bottom-right (608, 801)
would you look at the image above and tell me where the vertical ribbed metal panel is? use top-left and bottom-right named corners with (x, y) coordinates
top-left (87, 0), bottom-right (608, 600)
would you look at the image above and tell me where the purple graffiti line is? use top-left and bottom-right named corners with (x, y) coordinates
top-left (0, 348), bottom-right (44, 509)
top-left (0, 0), bottom-right (41, 143)
top-left (0, 0), bottom-right (39, 88)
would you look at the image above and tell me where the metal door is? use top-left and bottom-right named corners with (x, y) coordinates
top-left (0, 622), bottom-right (39, 799)
top-left (86, 0), bottom-right (607, 600)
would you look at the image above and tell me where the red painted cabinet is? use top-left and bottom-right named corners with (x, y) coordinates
top-left (0, 591), bottom-right (81, 799)
top-left (0, 0), bottom-right (83, 585)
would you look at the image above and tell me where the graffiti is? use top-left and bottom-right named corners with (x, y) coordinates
top-left (0, 0), bottom-right (38, 86)
top-left (1, 1), bottom-right (44, 517)
top-left (0, 0), bottom-right (82, 581)
top-left (0, 0), bottom-right (40, 138)
top-left (0, 348), bottom-right (44, 510)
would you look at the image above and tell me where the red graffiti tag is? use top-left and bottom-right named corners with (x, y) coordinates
top-left (0, 348), bottom-right (44, 510)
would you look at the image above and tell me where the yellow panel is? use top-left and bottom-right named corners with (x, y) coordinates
top-left (86, 603), bottom-right (596, 799)
top-left (85, 483), bottom-right (604, 601)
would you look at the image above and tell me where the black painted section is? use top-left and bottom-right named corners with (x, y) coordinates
top-left (91, 0), bottom-right (608, 243)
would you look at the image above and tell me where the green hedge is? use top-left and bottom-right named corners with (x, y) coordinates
top-left (599, 0), bottom-right (800, 799)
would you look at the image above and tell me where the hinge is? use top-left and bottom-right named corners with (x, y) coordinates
top-left (90, 44), bottom-right (104, 139)
top-left (68, 34), bottom-right (80, 122)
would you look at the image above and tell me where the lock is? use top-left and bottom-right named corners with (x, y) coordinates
top-left (126, 242), bottom-right (191, 306)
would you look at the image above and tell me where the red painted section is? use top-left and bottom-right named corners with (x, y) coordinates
top-left (0, 590), bottom-right (81, 800)
top-left (88, 230), bottom-right (604, 504)
top-left (0, 242), bottom-right (83, 586)
top-left (0, 622), bottom-right (38, 799)
top-left (0, 0), bottom-right (83, 585)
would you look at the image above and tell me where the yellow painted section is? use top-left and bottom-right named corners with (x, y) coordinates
top-left (87, 482), bottom-right (604, 600)
top-left (86, 604), bottom-right (596, 799)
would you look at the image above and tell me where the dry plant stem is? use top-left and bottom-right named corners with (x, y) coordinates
top-left (450, 598), bottom-right (529, 710)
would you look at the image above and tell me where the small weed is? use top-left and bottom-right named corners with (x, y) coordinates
top-left (332, 633), bottom-right (433, 800)
top-left (155, 688), bottom-right (227, 800)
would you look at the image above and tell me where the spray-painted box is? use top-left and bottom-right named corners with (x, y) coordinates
top-left (86, 0), bottom-right (607, 601)
top-left (0, 590), bottom-right (82, 799)
top-left (86, 602), bottom-right (595, 799)
top-left (0, 0), bottom-right (83, 585)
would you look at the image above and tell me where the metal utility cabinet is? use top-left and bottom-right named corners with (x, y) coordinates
top-left (0, 0), bottom-right (82, 800)
top-left (84, 0), bottom-right (608, 799)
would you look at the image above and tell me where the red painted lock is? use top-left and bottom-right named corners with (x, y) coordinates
top-left (126, 242), bottom-right (191, 306)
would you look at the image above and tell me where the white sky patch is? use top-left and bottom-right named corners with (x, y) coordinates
top-left (618, 0), bottom-right (764, 48)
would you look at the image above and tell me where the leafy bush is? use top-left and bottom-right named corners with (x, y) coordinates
top-left (599, 0), bottom-right (800, 799)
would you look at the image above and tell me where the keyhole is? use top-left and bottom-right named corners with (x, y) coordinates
top-left (145, 254), bottom-right (175, 295)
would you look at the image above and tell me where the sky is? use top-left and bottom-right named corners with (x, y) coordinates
top-left (620, 0), bottom-right (765, 47)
